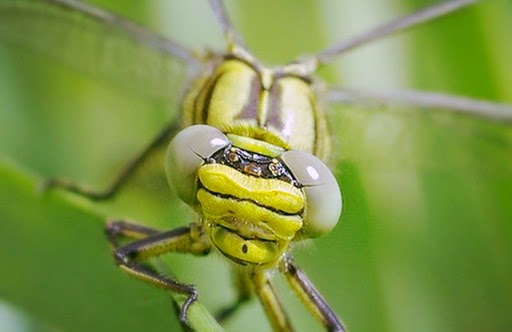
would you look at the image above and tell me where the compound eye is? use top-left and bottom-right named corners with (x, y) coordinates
top-left (281, 150), bottom-right (342, 237)
top-left (166, 125), bottom-right (230, 205)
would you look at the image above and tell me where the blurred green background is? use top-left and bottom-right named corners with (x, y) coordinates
top-left (1, 0), bottom-right (511, 331)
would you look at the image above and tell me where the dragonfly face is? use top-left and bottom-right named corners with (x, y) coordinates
top-left (3, 0), bottom-right (512, 331)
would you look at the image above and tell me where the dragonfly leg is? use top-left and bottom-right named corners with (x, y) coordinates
top-left (105, 219), bottom-right (162, 246)
top-left (171, 300), bottom-right (194, 332)
top-left (214, 266), bottom-right (252, 323)
top-left (280, 256), bottom-right (346, 332)
top-left (251, 267), bottom-right (294, 332)
top-left (105, 220), bottom-right (211, 324)
top-left (41, 120), bottom-right (179, 201)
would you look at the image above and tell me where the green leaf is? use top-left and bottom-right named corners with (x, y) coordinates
top-left (0, 158), bottom-right (223, 332)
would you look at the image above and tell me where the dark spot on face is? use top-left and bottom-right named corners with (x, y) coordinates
top-left (242, 244), bottom-right (248, 254)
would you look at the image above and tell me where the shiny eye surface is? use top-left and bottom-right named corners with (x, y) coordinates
top-left (166, 125), bottom-right (230, 205)
top-left (281, 150), bottom-right (342, 237)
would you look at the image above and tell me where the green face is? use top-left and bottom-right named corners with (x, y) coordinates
top-left (165, 122), bottom-right (342, 266)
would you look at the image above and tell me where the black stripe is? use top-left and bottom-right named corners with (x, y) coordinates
top-left (199, 187), bottom-right (303, 217)
top-left (198, 73), bottom-right (223, 124)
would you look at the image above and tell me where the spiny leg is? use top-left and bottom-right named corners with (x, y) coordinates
top-left (251, 268), bottom-right (293, 332)
top-left (171, 300), bottom-right (194, 332)
top-left (280, 256), bottom-right (345, 332)
top-left (41, 121), bottom-right (179, 201)
top-left (215, 266), bottom-right (252, 323)
top-left (105, 220), bottom-right (211, 324)
top-left (105, 220), bottom-right (161, 246)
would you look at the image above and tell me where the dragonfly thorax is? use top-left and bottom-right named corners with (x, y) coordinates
top-left (182, 55), bottom-right (332, 162)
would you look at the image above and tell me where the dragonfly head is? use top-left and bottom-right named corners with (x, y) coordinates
top-left (166, 125), bottom-right (342, 265)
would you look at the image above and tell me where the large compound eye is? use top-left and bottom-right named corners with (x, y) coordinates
top-left (166, 125), bottom-right (230, 205)
top-left (281, 150), bottom-right (342, 237)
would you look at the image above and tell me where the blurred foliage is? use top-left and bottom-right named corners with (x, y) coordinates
top-left (0, 1), bottom-right (511, 332)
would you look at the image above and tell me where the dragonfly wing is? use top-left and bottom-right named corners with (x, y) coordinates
top-left (0, 0), bottom-right (199, 101)
top-left (326, 86), bottom-right (512, 171)
top-left (326, 87), bottom-right (512, 123)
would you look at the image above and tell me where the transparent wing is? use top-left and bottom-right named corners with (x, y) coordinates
top-left (322, 0), bottom-right (512, 170)
top-left (0, 0), bottom-right (198, 100)
top-left (327, 86), bottom-right (512, 180)
top-left (310, 0), bottom-right (476, 67)
top-left (327, 92), bottom-right (512, 173)
top-left (327, 87), bottom-right (512, 123)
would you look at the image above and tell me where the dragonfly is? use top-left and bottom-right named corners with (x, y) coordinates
top-left (0, 0), bottom-right (511, 331)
